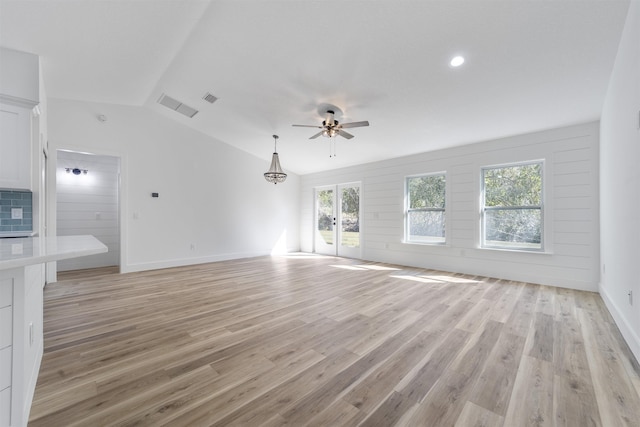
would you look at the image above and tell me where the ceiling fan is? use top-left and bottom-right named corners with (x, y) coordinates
top-left (292, 110), bottom-right (369, 140)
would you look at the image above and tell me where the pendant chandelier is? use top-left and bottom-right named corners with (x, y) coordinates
top-left (264, 134), bottom-right (287, 184)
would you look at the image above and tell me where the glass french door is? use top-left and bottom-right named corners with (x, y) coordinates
top-left (314, 183), bottom-right (361, 258)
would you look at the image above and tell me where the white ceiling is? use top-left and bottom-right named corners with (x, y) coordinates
top-left (0, 0), bottom-right (631, 174)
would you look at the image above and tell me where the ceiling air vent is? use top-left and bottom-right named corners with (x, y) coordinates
top-left (157, 93), bottom-right (199, 118)
top-left (202, 92), bottom-right (218, 104)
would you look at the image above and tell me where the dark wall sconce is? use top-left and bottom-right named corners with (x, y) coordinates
top-left (65, 168), bottom-right (88, 175)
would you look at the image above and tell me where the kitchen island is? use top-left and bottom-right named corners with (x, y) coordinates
top-left (0, 235), bottom-right (107, 427)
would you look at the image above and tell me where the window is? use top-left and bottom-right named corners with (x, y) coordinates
top-left (406, 173), bottom-right (446, 243)
top-left (482, 161), bottom-right (543, 250)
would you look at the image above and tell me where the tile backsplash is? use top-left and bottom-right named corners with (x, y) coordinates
top-left (0, 190), bottom-right (33, 233)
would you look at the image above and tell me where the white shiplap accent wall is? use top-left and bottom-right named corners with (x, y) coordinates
top-left (301, 122), bottom-right (599, 291)
top-left (56, 151), bottom-right (119, 271)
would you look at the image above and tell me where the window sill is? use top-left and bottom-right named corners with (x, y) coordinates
top-left (479, 246), bottom-right (553, 255)
top-left (402, 240), bottom-right (447, 247)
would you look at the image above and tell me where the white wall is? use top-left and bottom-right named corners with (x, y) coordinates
top-left (600, 1), bottom-right (640, 361)
top-left (56, 151), bottom-right (120, 271)
top-left (48, 98), bottom-right (300, 275)
top-left (301, 122), bottom-right (600, 291)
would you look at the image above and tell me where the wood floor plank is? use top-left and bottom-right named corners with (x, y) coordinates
top-left (527, 312), bottom-right (555, 363)
top-left (27, 254), bottom-right (640, 426)
top-left (469, 331), bottom-right (526, 416)
top-left (503, 283), bottom-right (539, 337)
top-left (553, 315), bottom-right (602, 427)
top-left (395, 328), bottom-right (470, 403)
top-left (304, 398), bottom-right (364, 427)
top-left (208, 347), bottom-right (361, 426)
top-left (448, 320), bottom-right (504, 379)
top-left (455, 401), bottom-right (504, 427)
top-left (405, 320), bottom-right (504, 425)
top-left (406, 369), bottom-right (474, 426)
top-left (579, 307), bottom-right (640, 426)
top-left (279, 311), bottom-right (436, 425)
top-left (503, 355), bottom-right (554, 427)
top-left (128, 348), bottom-right (325, 426)
top-left (359, 390), bottom-right (418, 427)
top-left (343, 330), bottom-right (440, 413)
top-left (488, 280), bottom-right (524, 323)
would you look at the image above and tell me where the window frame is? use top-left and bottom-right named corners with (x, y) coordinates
top-left (481, 160), bottom-right (544, 252)
top-left (405, 172), bottom-right (447, 245)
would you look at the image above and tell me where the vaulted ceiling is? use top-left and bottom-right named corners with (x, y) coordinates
top-left (0, 0), bottom-right (630, 174)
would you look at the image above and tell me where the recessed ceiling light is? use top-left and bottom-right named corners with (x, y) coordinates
top-left (450, 56), bottom-right (465, 67)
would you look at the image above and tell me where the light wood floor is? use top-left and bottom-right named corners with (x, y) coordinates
top-left (29, 255), bottom-right (640, 426)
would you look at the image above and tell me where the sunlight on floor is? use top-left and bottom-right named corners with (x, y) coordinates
top-left (330, 264), bottom-right (402, 271)
top-left (277, 252), bottom-right (336, 259)
top-left (425, 275), bottom-right (479, 284)
top-left (389, 275), bottom-right (450, 284)
top-left (356, 265), bottom-right (400, 271)
top-left (270, 230), bottom-right (289, 255)
top-left (330, 265), bottom-right (370, 271)
top-left (390, 274), bottom-right (480, 285)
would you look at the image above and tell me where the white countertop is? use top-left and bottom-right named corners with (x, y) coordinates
top-left (0, 235), bottom-right (108, 270)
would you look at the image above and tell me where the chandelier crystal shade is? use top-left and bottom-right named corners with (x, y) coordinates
top-left (264, 135), bottom-right (287, 184)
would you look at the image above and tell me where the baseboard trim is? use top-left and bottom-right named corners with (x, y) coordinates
top-left (599, 282), bottom-right (640, 363)
top-left (123, 251), bottom-right (271, 273)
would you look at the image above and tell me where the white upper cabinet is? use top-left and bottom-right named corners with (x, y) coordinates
top-left (0, 104), bottom-right (31, 190)
top-left (0, 48), bottom-right (39, 108)
top-left (0, 48), bottom-right (39, 191)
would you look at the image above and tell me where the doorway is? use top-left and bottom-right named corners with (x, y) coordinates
top-left (314, 182), bottom-right (361, 258)
top-left (56, 150), bottom-right (121, 272)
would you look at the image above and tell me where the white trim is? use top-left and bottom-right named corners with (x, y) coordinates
top-left (122, 250), bottom-right (272, 273)
top-left (404, 171), bottom-right (447, 244)
top-left (0, 93), bottom-right (38, 109)
top-left (477, 246), bottom-right (553, 255)
top-left (599, 282), bottom-right (640, 363)
top-left (50, 145), bottom-right (125, 280)
top-left (480, 160), bottom-right (545, 251)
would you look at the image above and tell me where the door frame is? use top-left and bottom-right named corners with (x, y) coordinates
top-left (51, 148), bottom-right (124, 277)
top-left (313, 182), bottom-right (362, 259)
top-left (313, 185), bottom-right (337, 256)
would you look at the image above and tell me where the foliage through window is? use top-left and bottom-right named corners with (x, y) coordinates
top-left (317, 189), bottom-right (334, 245)
top-left (406, 174), bottom-right (446, 243)
top-left (482, 162), bottom-right (543, 250)
top-left (341, 186), bottom-right (360, 248)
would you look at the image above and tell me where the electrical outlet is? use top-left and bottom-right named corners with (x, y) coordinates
top-left (11, 207), bottom-right (23, 219)
top-left (190, 243), bottom-right (196, 251)
top-left (29, 322), bottom-right (34, 346)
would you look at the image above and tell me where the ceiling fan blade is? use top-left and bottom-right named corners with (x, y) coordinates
top-left (292, 124), bottom-right (322, 128)
top-left (339, 121), bottom-right (369, 129)
top-left (309, 131), bottom-right (324, 139)
top-left (338, 129), bottom-right (355, 139)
